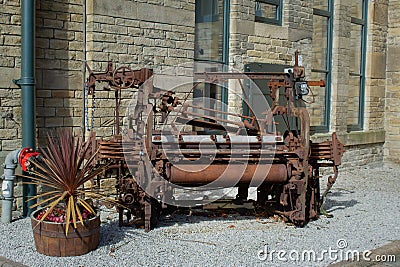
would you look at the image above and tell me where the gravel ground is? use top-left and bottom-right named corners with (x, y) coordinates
top-left (0, 165), bottom-right (399, 266)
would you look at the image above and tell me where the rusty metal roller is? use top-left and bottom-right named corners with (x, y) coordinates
top-left (168, 164), bottom-right (288, 185)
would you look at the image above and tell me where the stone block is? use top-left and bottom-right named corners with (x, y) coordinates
top-left (166, 31), bottom-right (187, 41)
top-left (1, 98), bottom-right (20, 107)
top-left (73, 108), bottom-right (83, 117)
top-left (387, 46), bottom-right (400, 71)
top-left (372, 2), bottom-right (388, 25)
top-left (63, 117), bottom-right (82, 127)
top-left (35, 38), bottom-right (50, 49)
top-left (93, 0), bottom-right (138, 19)
top-left (36, 28), bottom-right (54, 39)
top-left (0, 24), bottom-right (20, 35)
top-left (168, 48), bottom-right (186, 58)
top-left (1, 139), bottom-right (21, 151)
top-left (70, 13), bottom-right (83, 23)
top-left (41, 70), bottom-right (81, 90)
top-left (45, 117), bottom-right (64, 128)
top-left (63, 21), bottom-right (83, 32)
top-left (36, 90), bottom-right (51, 98)
top-left (50, 39), bottom-right (69, 50)
top-left (94, 15), bottom-right (115, 25)
top-left (0, 129), bottom-right (17, 139)
top-left (103, 43), bottom-right (128, 54)
top-left (66, 98), bottom-right (84, 108)
top-left (52, 90), bottom-right (75, 98)
top-left (54, 29), bottom-right (75, 41)
top-left (366, 52), bottom-right (386, 78)
top-left (100, 24), bottom-right (128, 35)
top-left (4, 35), bottom-right (21, 45)
top-left (0, 46), bottom-right (20, 57)
top-left (115, 18), bottom-right (140, 27)
top-left (0, 13), bottom-right (10, 24)
top-left (36, 107), bottom-right (55, 117)
top-left (0, 56), bottom-right (15, 67)
top-left (143, 47), bottom-right (167, 56)
top-left (247, 50), bottom-right (262, 57)
top-left (43, 19), bottom-right (64, 29)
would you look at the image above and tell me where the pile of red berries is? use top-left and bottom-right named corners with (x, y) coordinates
top-left (35, 207), bottom-right (94, 223)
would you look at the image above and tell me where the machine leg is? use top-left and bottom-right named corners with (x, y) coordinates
top-left (144, 200), bottom-right (151, 232)
top-left (235, 184), bottom-right (249, 204)
top-left (118, 207), bottom-right (124, 227)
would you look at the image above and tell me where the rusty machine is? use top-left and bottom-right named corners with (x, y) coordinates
top-left (86, 52), bottom-right (345, 231)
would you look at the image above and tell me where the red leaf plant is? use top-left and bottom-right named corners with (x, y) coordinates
top-left (22, 130), bottom-right (119, 235)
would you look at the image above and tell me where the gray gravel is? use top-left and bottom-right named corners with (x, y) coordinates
top-left (0, 165), bottom-right (399, 266)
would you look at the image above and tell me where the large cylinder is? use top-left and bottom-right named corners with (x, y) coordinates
top-left (169, 163), bottom-right (288, 186)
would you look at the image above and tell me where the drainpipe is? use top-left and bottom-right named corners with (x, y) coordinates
top-left (82, 0), bottom-right (87, 141)
top-left (1, 149), bottom-right (21, 223)
top-left (13, 0), bottom-right (37, 217)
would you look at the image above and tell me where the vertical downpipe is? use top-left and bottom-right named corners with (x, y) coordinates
top-left (21, 0), bottom-right (37, 217)
top-left (82, 0), bottom-right (87, 141)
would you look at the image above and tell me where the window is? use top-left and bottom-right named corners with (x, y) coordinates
top-left (195, 0), bottom-right (219, 23)
top-left (309, 0), bottom-right (333, 133)
top-left (195, 0), bottom-right (229, 63)
top-left (255, 0), bottom-right (283, 25)
top-left (194, 0), bottom-right (230, 115)
top-left (347, 0), bottom-right (367, 131)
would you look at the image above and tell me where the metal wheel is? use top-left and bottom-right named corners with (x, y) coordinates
top-left (112, 66), bottom-right (134, 89)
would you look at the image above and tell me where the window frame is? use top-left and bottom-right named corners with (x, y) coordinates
top-left (194, 0), bottom-right (230, 106)
top-left (255, 0), bottom-right (283, 26)
top-left (347, 0), bottom-right (368, 132)
top-left (310, 0), bottom-right (334, 134)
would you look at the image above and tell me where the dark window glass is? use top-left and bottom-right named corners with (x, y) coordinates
top-left (195, 0), bottom-right (226, 62)
top-left (255, 0), bottom-right (282, 25)
top-left (347, 0), bottom-right (367, 131)
top-left (310, 0), bottom-right (333, 132)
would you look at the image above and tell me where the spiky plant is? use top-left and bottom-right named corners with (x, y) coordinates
top-left (24, 130), bottom-right (117, 235)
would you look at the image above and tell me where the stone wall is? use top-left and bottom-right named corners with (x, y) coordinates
top-left (35, 0), bottom-right (85, 146)
top-left (0, 0), bottom-right (23, 172)
top-left (384, 0), bottom-right (400, 164)
top-left (341, 143), bottom-right (384, 170)
top-left (330, 0), bottom-right (351, 133)
top-left (364, 0), bottom-right (388, 131)
top-left (0, 0), bottom-right (87, 210)
top-left (87, 0), bottom-right (195, 70)
top-left (85, 0), bottom-right (195, 137)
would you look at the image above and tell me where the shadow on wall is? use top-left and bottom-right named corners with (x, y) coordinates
top-left (35, 0), bottom-right (83, 147)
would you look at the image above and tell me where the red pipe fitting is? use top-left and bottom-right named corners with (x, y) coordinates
top-left (18, 147), bottom-right (40, 171)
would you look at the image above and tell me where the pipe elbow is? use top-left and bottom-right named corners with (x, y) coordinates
top-left (4, 149), bottom-right (21, 170)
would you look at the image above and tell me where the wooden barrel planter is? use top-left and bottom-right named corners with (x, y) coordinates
top-left (30, 209), bottom-right (100, 257)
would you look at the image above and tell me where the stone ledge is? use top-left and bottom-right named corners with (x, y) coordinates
top-left (311, 130), bottom-right (385, 146)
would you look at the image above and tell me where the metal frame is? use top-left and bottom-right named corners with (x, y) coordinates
top-left (347, 0), bottom-right (368, 132)
top-left (222, 0), bottom-right (230, 66)
top-left (310, 0), bottom-right (334, 134)
top-left (255, 0), bottom-right (283, 26)
top-left (242, 63), bottom-right (290, 119)
top-left (221, 0), bottom-right (230, 106)
top-left (84, 52), bottom-right (345, 231)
